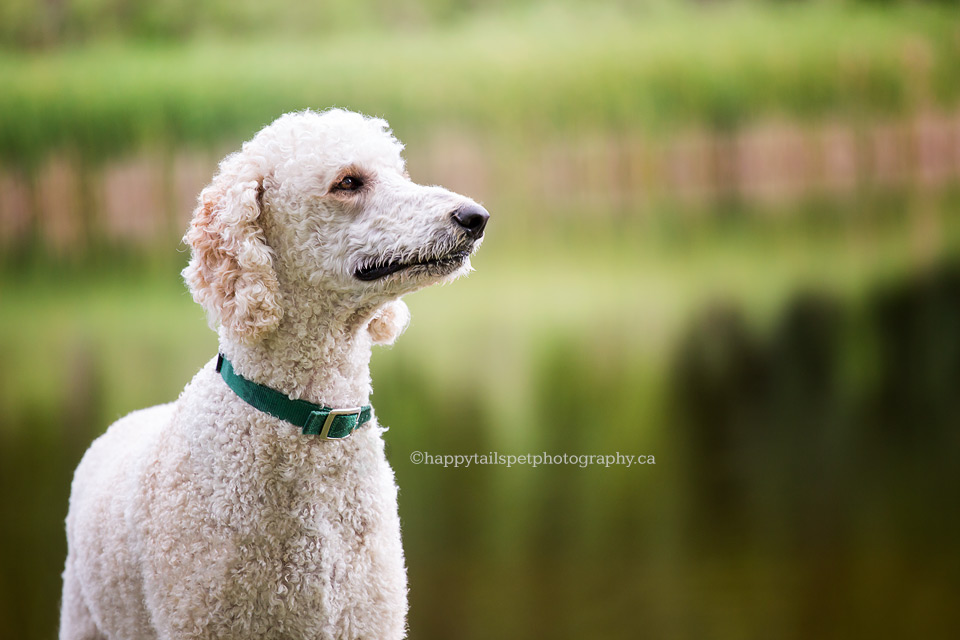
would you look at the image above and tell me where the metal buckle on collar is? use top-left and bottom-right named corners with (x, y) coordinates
top-left (318, 407), bottom-right (364, 439)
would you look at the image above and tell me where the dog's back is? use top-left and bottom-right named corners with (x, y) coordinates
top-left (62, 402), bottom-right (170, 639)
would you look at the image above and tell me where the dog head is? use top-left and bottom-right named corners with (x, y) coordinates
top-left (183, 109), bottom-right (488, 346)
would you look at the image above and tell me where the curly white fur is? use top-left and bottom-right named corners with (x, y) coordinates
top-left (60, 109), bottom-right (487, 640)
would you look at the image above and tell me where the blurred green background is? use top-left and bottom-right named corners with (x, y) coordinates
top-left (2, 0), bottom-right (960, 638)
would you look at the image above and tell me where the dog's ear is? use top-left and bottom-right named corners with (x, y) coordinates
top-left (367, 299), bottom-right (410, 346)
top-left (182, 162), bottom-right (283, 344)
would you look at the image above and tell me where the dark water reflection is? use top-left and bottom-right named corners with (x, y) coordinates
top-left (1, 262), bottom-right (958, 639)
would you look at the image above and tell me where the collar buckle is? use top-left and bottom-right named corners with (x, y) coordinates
top-left (317, 407), bottom-right (365, 439)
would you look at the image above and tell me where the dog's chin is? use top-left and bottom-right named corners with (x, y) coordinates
top-left (354, 248), bottom-right (472, 284)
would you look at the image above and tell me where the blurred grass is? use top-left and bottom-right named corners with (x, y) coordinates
top-left (1, 2), bottom-right (959, 165)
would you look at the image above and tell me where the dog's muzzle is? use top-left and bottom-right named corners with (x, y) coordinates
top-left (354, 204), bottom-right (489, 282)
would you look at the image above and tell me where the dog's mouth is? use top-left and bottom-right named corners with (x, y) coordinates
top-left (354, 249), bottom-right (471, 281)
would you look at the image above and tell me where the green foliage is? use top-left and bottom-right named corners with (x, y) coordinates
top-left (0, 0), bottom-right (496, 49)
top-left (1, 2), bottom-right (958, 165)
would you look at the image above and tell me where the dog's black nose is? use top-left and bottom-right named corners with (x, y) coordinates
top-left (451, 204), bottom-right (489, 240)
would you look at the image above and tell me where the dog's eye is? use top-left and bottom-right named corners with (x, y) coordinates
top-left (334, 176), bottom-right (363, 192)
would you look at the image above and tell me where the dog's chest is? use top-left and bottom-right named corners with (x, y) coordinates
top-left (142, 423), bottom-right (407, 639)
top-left (207, 437), bottom-right (406, 637)
top-left (215, 495), bottom-right (391, 636)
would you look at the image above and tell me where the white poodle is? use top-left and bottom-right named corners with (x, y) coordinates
top-left (60, 109), bottom-right (488, 640)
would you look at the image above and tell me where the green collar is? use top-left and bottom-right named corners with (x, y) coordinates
top-left (216, 354), bottom-right (373, 438)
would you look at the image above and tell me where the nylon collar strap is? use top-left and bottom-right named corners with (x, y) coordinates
top-left (216, 354), bottom-right (372, 438)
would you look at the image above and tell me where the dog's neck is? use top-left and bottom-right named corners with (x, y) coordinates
top-left (219, 288), bottom-right (377, 409)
